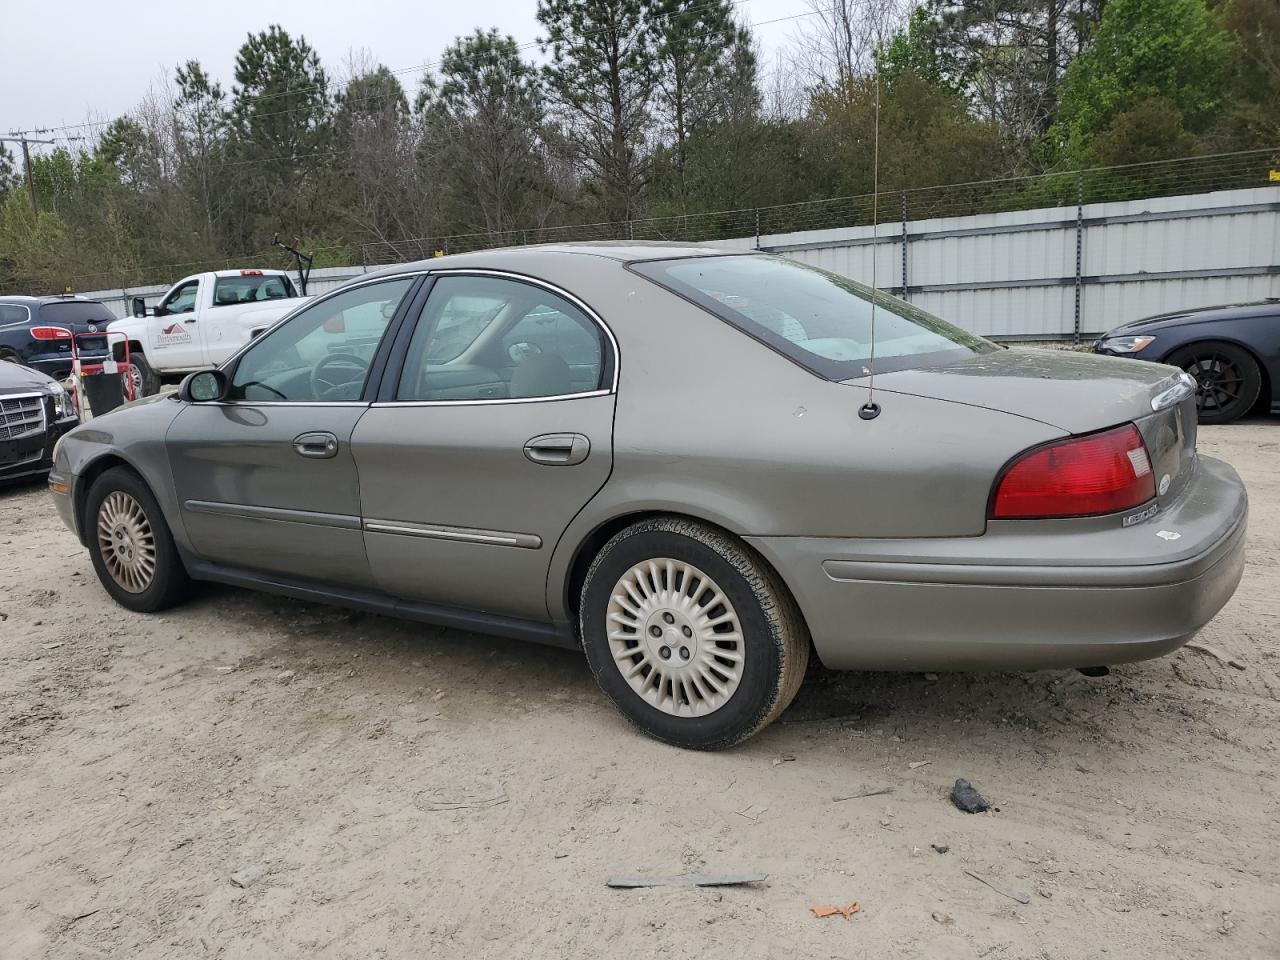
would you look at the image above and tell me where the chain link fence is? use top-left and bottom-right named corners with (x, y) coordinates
top-left (360, 148), bottom-right (1280, 266)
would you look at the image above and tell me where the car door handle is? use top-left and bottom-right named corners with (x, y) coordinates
top-left (293, 431), bottom-right (339, 459)
top-left (183, 318), bottom-right (197, 324)
top-left (524, 433), bottom-right (590, 466)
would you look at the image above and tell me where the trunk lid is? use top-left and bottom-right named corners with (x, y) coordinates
top-left (847, 348), bottom-right (1180, 433)
top-left (845, 347), bottom-right (1199, 510)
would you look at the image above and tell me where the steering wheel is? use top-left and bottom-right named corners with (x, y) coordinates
top-left (310, 352), bottom-right (369, 400)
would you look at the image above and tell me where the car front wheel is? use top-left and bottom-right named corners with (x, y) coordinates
top-left (1166, 341), bottom-right (1262, 425)
top-left (579, 517), bottom-right (809, 750)
top-left (86, 466), bottom-right (191, 612)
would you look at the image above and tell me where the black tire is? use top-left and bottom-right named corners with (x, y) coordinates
top-left (579, 517), bottom-right (809, 750)
top-left (85, 466), bottom-right (191, 612)
top-left (1165, 341), bottom-right (1262, 425)
top-left (129, 351), bottom-right (161, 397)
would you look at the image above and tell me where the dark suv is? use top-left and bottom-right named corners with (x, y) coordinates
top-left (0, 296), bottom-right (114, 378)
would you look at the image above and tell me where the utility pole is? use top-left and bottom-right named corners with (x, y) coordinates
top-left (1, 132), bottom-right (57, 217)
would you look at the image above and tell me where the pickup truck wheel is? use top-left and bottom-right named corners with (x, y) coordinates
top-left (129, 353), bottom-right (160, 397)
top-left (579, 517), bottom-right (809, 750)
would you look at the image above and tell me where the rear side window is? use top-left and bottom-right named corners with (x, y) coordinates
top-left (38, 302), bottom-right (115, 326)
top-left (631, 255), bottom-right (995, 380)
top-left (396, 275), bottom-right (606, 402)
top-left (213, 274), bottom-right (296, 307)
top-left (0, 304), bottom-right (31, 325)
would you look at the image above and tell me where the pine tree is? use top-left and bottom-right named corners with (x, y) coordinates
top-left (538, 0), bottom-right (660, 222)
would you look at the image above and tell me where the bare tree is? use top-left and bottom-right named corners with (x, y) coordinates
top-left (794, 0), bottom-right (911, 92)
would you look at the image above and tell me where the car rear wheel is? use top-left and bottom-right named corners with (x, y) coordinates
top-left (579, 517), bottom-right (809, 750)
top-left (1166, 341), bottom-right (1261, 425)
top-left (86, 466), bottom-right (191, 612)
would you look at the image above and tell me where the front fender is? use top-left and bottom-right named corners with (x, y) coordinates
top-left (106, 317), bottom-right (150, 367)
top-left (55, 393), bottom-right (190, 550)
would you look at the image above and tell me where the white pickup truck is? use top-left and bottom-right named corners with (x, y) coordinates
top-left (109, 269), bottom-right (308, 395)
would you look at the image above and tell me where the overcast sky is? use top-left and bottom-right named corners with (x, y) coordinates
top-left (2, 0), bottom-right (812, 146)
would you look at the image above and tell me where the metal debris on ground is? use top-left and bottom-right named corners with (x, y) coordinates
top-left (832, 786), bottom-right (893, 802)
top-left (810, 901), bottom-right (860, 919)
top-left (908, 760), bottom-right (932, 770)
top-left (229, 864), bottom-right (269, 889)
top-left (735, 803), bottom-right (768, 821)
top-left (931, 910), bottom-right (954, 925)
top-left (606, 873), bottom-right (768, 889)
top-left (950, 778), bottom-right (990, 813)
top-left (931, 843), bottom-right (950, 854)
top-left (964, 869), bottom-right (1031, 905)
top-left (772, 754), bottom-right (796, 766)
top-left (1185, 641), bottom-right (1246, 670)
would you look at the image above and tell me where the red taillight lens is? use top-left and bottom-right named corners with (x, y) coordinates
top-left (991, 423), bottom-right (1155, 519)
top-left (30, 326), bottom-right (72, 340)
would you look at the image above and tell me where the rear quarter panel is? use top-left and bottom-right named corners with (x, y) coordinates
top-left (535, 259), bottom-right (1063, 621)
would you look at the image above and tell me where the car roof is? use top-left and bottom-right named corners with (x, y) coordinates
top-left (364, 241), bottom-right (745, 280)
top-left (0, 294), bottom-right (102, 306)
top-left (211, 269), bottom-right (292, 278)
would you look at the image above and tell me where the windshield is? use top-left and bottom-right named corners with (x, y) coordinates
top-left (631, 255), bottom-right (996, 379)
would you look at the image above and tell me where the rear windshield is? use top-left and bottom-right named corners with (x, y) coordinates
top-left (213, 274), bottom-right (296, 307)
top-left (631, 255), bottom-right (996, 379)
top-left (39, 301), bottom-right (115, 326)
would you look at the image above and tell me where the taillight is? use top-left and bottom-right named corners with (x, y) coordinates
top-left (30, 326), bottom-right (72, 340)
top-left (991, 423), bottom-right (1155, 519)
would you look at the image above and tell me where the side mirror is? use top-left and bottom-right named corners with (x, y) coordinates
top-left (179, 370), bottom-right (228, 403)
top-left (131, 296), bottom-right (147, 318)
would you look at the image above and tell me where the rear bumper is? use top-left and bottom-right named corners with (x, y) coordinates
top-left (27, 353), bottom-right (111, 379)
top-left (748, 455), bottom-right (1248, 671)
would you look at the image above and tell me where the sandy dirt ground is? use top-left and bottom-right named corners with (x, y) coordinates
top-left (1, 423), bottom-right (1277, 960)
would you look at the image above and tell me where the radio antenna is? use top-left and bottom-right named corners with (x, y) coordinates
top-left (859, 40), bottom-right (883, 422)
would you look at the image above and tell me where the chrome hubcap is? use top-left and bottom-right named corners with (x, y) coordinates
top-left (97, 491), bottom-right (156, 593)
top-left (607, 558), bottom-right (744, 717)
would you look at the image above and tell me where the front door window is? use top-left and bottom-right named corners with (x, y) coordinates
top-left (228, 278), bottom-right (413, 402)
top-left (161, 281), bottom-right (199, 315)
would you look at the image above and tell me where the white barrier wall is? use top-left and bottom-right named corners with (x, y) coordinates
top-left (77, 185), bottom-right (1280, 339)
top-left (711, 185), bottom-right (1280, 338)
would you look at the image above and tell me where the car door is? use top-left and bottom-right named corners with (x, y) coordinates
top-left (352, 271), bottom-right (617, 622)
top-left (149, 278), bottom-right (208, 368)
top-left (165, 276), bottom-right (418, 586)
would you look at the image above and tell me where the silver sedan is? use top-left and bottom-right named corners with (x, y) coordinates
top-left (48, 244), bottom-right (1248, 749)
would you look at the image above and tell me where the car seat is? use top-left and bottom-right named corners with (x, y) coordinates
top-left (510, 352), bottom-right (572, 398)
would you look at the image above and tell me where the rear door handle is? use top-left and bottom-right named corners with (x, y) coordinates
top-left (524, 433), bottom-right (590, 466)
top-left (294, 431), bottom-right (339, 459)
